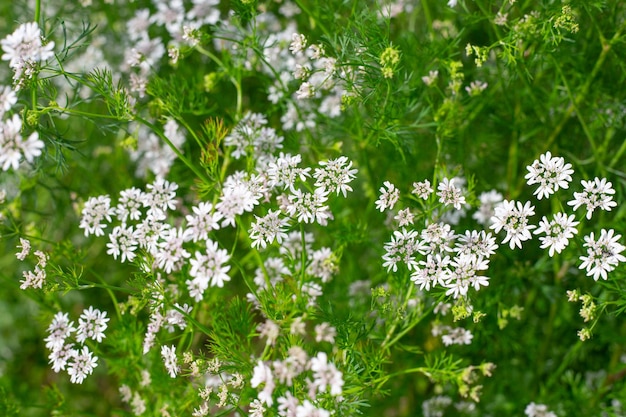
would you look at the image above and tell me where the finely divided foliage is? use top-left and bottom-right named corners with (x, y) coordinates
top-left (2, 1), bottom-right (626, 416)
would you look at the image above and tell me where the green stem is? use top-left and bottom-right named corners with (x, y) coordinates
top-left (545, 21), bottom-right (625, 151)
top-left (135, 116), bottom-right (211, 184)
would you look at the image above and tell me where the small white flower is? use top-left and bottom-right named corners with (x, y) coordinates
top-left (76, 306), bottom-right (110, 344)
top-left (249, 209), bottom-right (290, 249)
top-left (67, 346), bottom-right (98, 384)
top-left (309, 352), bottom-right (344, 396)
top-left (289, 33), bottom-right (307, 55)
top-left (437, 177), bottom-right (466, 210)
top-left (161, 345), bottom-right (179, 378)
top-left (375, 181), bottom-right (400, 212)
top-left (533, 213), bottom-right (579, 257)
top-left (567, 177), bottom-right (617, 220)
top-left (579, 229), bottom-right (626, 281)
top-left (525, 151), bottom-right (574, 199)
top-left (490, 200), bottom-right (536, 249)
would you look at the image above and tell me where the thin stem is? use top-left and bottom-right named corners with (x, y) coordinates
top-left (135, 116), bottom-right (211, 184)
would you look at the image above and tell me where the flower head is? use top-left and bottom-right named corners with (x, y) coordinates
top-left (525, 151), bottom-right (574, 199)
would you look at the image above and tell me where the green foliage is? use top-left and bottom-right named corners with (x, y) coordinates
top-left (2, 0), bottom-right (626, 416)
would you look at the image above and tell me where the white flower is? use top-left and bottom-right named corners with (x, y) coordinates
top-left (309, 352), bottom-right (344, 396)
top-left (472, 190), bottom-right (503, 226)
top-left (154, 227), bottom-right (191, 274)
top-left (440, 326), bottom-right (473, 346)
top-left (375, 181), bottom-right (400, 212)
top-left (383, 228), bottom-right (427, 272)
top-left (257, 320), bottom-right (280, 346)
top-left (490, 200), bottom-right (536, 249)
top-left (295, 82), bottom-right (315, 99)
top-left (437, 177), bottom-right (466, 210)
top-left (289, 33), bottom-right (307, 55)
top-left (0, 85), bottom-right (17, 117)
top-left (307, 248), bottom-right (337, 283)
top-left (395, 208), bottom-right (415, 226)
top-left (296, 400), bottom-right (330, 417)
top-left (144, 177), bottom-right (179, 215)
top-left (16, 237), bottom-right (31, 260)
top-left (579, 229), bottom-right (626, 281)
top-left (533, 213), bottom-right (579, 257)
top-left (250, 210), bottom-right (290, 249)
top-left (161, 345), bottom-right (179, 378)
top-left (412, 180), bottom-right (434, 199)
top-left (76, 306), bottom-right (110, 344)
top-left (79, 195), bottom-right (115, 237)
top-left (266, 153), bottom-right (311, 192)
top-left (524, 151), bottom-right (574, 199)
top-left (116, 187), bottom-right (144, 223)
top-left (314, 322), bottom-right (336, 343)
top-left (567, 177), bottom-right (617, 219)
top-left (1, 22), bottom-right (55, 82)
top-left (187, 239), bottom-right (231, 300)
top-left (286, 188), bottom-right (331, 225)
top-left (0, 114), bottom-right (45, 171)
top-left (44, 312), bottom-right (76, 351)
top-left (421, 70), bottom-right (439, 86)
top-left (411, 254), bottom-right (451, 291)
top-left (67, 346), bottom-right (98, 384)
top-left (525, 402), bottom-right (557, 417)
top-left (251, 360), bottom-right (275, 406)
top-left (313, 156), bottom-right (358, 197)
top-left (421, 222), bottom-right (455, 255)
top-left (454, 230), bottom-right (498, 260)
top-left (48, 343), bottom-right (74, 373)
top-left (106, 224), bottom-right (139, 262)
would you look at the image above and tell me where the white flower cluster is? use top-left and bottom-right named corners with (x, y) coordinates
top-left (79, 178), bottom-right (233, 302)
top-left (250, 348), bottom-right (343, 415)
top-left (521, 152), bottom-right (623, 280)
top-left (382, 223), bottom-right (497, 299)
top-left (525, 402), bottom-right (557, 417)
top-left (0, 112), bottom-right (44, 172)
top-left (381, 153), bottom-right (624, 298)
top-left (16, 238), bottom-right (49, 290)
top-left (44, 307), bottom-right (109, 384)
top-left (1, 22), bottom-right (55, 87)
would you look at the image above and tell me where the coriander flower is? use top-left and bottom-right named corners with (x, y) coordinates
top-left (525, 402), bottom-right (557, 417)
top-left (76, 306), bottom-right (110, 344)
top-left (375, 181), bottom-right (400, 212)
top-left (382, 228), bottom-right (427, 272)
top-left (16, 237), bottom-right (31, 260)
top-left (106, 224), bottom-right (139, 262)
top-left (1, 22), bottom-right (55, 85)
top-left (525, 151), bottom-right (574, 199)
top-left (410, 253), bottom-right (451, 291)
top-left (289, 33), bottom-right (307, 55)
top-left (79, 195), bottom-right (115, 237)
top-left (251, 360), bottom-right (275, 406)
top-left (533, 213), bottom-right (579, 257)
top-left (437, 177), bottom-right (466, 210)
top-left (472, 190), bottom-right (503, 226)
top-left (310, 352), bottom-right (344, 396)
top-left (161, 345), bottom-right (179, 378)
top-left (0, 114), bottom-right (45, 171)
top-left (313, 156), bottom-right (358, 197)
top-left (67, 346), bottom-right (98, 384)
top-left (412, 179), bottom-right (433, 199)
top-left (567, 177), bottom-right (617, 219)
top-left (285, 188), bottom-right (331, 225)
top-left (45, 312), bottom-right (76, 351)
top-left (490, 200), bottom-right (536, 249)
top-left (249, 209), bottom-right (290, 249)
top-left (579, 229), bottom-right (626, 280)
